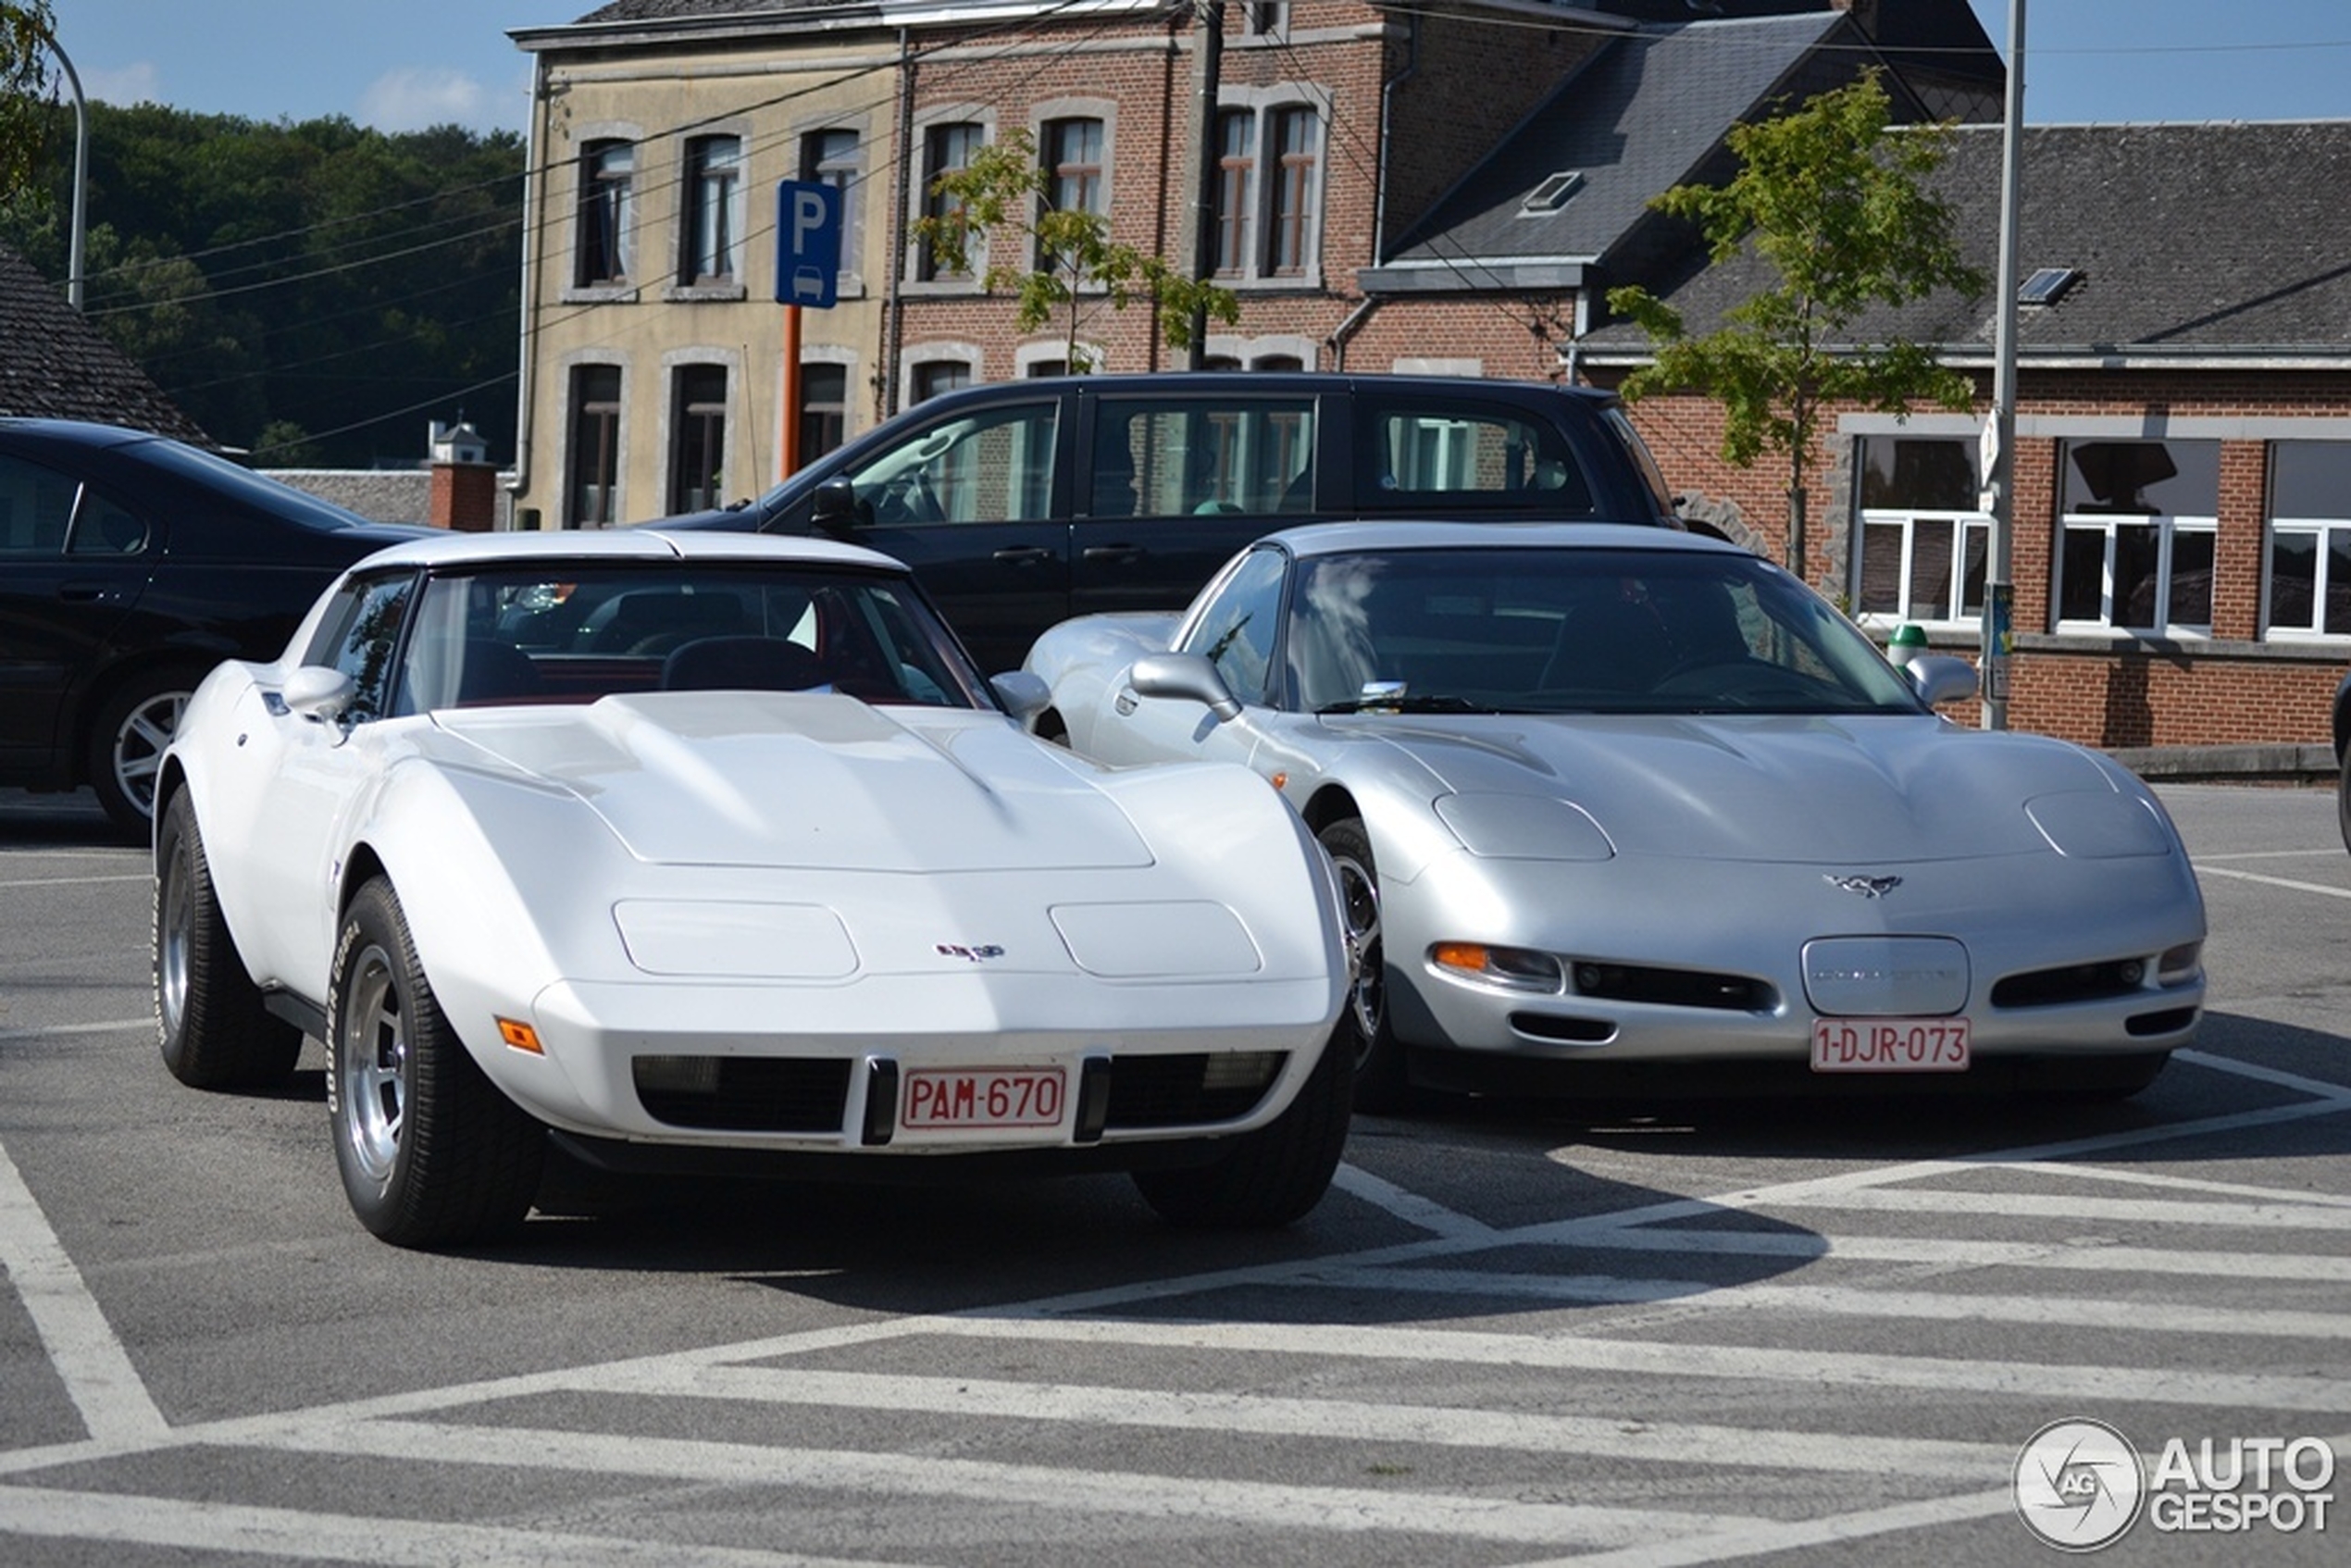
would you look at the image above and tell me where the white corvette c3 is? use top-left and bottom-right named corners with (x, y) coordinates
top-left (152, 529), bottom-right (1351, 1248)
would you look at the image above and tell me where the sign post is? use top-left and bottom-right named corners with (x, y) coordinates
top-left (774, 180), bottom-right (841, 479)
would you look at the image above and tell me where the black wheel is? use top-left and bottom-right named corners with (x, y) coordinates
top-left (90, 669), bottom-right (198, 832)
top-left (153, 790), bottom-right (302, 1089)
top-left (2337, 746), bottom-right (2351, 855)
top-left (328, 878), bottom-right (545, 1248)
top-left (1132, 1028), bottom-right (1355, 1228)
top-left (1316, 816), bottom-right (1413, 1111)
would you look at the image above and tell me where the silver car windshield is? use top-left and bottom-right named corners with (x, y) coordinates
top-left (1290, 547), bottom-right (1925, 716)
top-left (390, 563), bottom-right (992, 716)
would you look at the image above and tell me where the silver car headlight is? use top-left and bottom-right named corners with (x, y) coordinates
top-left (2024, 790), bottom-right (2174, 859)
top-left (1432, 792), bottom-right (1614, 861)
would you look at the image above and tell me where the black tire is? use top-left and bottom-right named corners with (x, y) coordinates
top-left (327, 878), bottom-right (545, 1248)
top-left (1132, 1027), bottom-right (1355, 1228)
top-left (153, 790), bottom-right (303, 1089)
top-left (2337, 746), bottom-right (2351, 855)
top-left (90, 669), bottom-right (198, 833)
top-left (1316, 816), bottom-right (1414, 1112)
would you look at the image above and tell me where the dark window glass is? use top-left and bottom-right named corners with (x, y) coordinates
top-left (1213, 111), bottom-right (1255, 276)
top-left (311, 574), bottom-right (417, 722)
top-left (917, 122), bottom-right (982, 281)
top-left (0, 454), bottom-right (80, 554)
top-left (567, 365), bottom-right (622, 528)
top-left (1181, 546), bottom-right (1287, 703)
top-left (1860, 437), bottom-right (1978, 510)
top-left (680, 136), bottom-right (741, 284)
top-left (2062, 440), bottom-right (2217, 516)
top-left (800, 363), bottom-right (848, 463)
top-left (2270, 442), bottom-right (2351, 518)
top-left (801, 129), bottom-right (862, 278)
top-left (577, 140), bottom-right (634, 287)
top-left (1268, 107), bottom-right (1317, 275)
top-left (669, 364), bottom-right (728, 514)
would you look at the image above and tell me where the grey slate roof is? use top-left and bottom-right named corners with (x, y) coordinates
top-left (1580, 119), bottom-right (2351, 362)
top-left (1374, 14), bottom-right (1847, 289)
top-left (0, 242), bottom-right (211, 443)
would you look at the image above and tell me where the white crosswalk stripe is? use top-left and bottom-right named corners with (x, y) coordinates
top-left (1, 1052), bottom-right (2346, 1565)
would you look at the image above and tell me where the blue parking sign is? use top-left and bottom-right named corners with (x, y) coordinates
top-left (776, 180), bottom-right (840, 309)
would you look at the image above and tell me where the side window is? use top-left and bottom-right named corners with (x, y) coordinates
top-left (841, 401), bottom-right (1059, 527)
top-left (67, 489), bottom-right (151, 554)
top-left (1096, 397), bottom-right (1316, 517)
top-left (1179, 546), bottom-right (1287, 704)
top-left (303, 573), bottom-right (417, 723)
top-left (1364, 404), bottom-right (1595, 514)
top-left (0, 454), bottom-right (80, 555)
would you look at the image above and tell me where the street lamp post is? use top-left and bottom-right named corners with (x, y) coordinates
top-left (47, 34), bottom-right (87, 310)
top-left (1980, 0), bottom-right (2025, 729)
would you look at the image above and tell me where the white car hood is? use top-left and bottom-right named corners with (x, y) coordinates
top-left (434, 692), bottom-right (1151, 872)
top-left (1364, 714), bottom-right (2135, 864)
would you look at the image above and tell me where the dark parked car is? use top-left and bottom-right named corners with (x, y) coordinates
top-left (0, 419), bottom-right (427, 830)
top-left (659, 372), bottom-right (1686, 670)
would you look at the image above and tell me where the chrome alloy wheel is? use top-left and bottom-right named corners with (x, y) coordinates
top-left (336, 941), bottom-right (409, 1188)
top-left (109, 688), bottom-right (184, 822)
top-left (155, 833), bottom-right (193, 1039)
top-left (1329, 848), bottom-right (1385, 1055)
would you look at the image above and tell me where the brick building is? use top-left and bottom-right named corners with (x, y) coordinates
top-left (503, 0), bottom-right (2351, 753)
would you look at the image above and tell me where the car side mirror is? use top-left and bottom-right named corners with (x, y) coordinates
top-left (1907, 653), bottom-right (1979, 708)
top-left (990, 670), bottom-right (1051, 719)
top-left (282, 666), bottom-right (356, 722)
top-left (1129, 653), bottom-right (1242, 722)
top-left (810, 478), bottom-right (859, 536)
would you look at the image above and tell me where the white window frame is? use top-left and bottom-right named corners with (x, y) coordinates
top-left (1854, 509), bottom-right (1989, 629)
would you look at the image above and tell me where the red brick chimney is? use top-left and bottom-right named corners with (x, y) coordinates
top-left (427, 418), bottom-right (497, 531)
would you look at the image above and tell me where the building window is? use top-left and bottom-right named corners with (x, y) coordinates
top-left (668, 364), bottom-right (728, 515)
top-left (1244, 3), bottom-right (1287, 37)
top-left (577, 140), bottom-right (634, 288)
top-left (2055, 439), bottom-right (2217, 634)
top-left (566, 365), bottom-right (622, 528)
top-left (2266, 442), bottom-right (2351, 638)
top-left (916, 122), bottom-right (984, 281)
top-left (912, 360), bottom-right (972, 404)
top-left (1852, 436), bottom-right (1987, 627)
top-left (800, 129), bottom-right (862, 280)
top-left (1213, 110), bottom-right (1256, 277)
top-left (1212, 104), bottom-right (1319, 282)
top-left (679, 136), bottom-right (743, 286)
top-left (800, 363), bottom-right (848, 463)
top-left (1268, 106), bottom-right (1319, 277)
top-left (1043, 117), bottom-right (1104, 218)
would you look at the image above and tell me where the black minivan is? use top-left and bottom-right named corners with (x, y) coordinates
top-left (661, 373), bottom-right (1683, 671)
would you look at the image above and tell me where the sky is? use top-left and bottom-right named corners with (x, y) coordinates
top-left (39, 1), bottom-right (2351, 133)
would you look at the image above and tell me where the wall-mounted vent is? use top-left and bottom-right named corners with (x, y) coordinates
top-left (2019, 267), bottom-right (2082, 305)
top-left (1520, 171), bottom-right (1585, 215)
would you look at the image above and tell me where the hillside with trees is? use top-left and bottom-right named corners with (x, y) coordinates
top-left (2, 98), bottom-right (522, 467)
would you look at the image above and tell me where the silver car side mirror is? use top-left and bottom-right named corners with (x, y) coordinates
top-left (1129, 653), bottom-right (1243, 722)
top-left (1907, 653), bottom-right (1978, 708)
top-left (990, 670), bottom-right (1051, 719)
top-left (282, 666), bottom-right (357, 723)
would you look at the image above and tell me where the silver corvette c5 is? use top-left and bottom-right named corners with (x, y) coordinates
top-left (1023, 522), bottom-right (2207, 1109)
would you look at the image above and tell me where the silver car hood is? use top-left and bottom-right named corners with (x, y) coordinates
top-left (1360, 714), bottom-right (2134, 864)
top-left (435, 692), bottom-right (1151, 871)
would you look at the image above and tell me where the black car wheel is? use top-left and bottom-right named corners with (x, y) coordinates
top-left (1131, 1027), bottom-right (1355, 1228)
top-left (153, 790), bottom-right (303, 1089)
top-left (1316, 816), bottom-right (1413, 1111)
top-left (91, 669), bottom-right (198, 832)
top-left (328, 878), bottom-right (545, 1248)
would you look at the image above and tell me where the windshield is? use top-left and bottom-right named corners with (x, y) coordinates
top-left (391, 561), bottom-right (993, 716)
top-left (1287, 546), bottom-right (1925, 716)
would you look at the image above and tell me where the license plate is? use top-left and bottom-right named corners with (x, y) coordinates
top-left (1810, 1017), bottom-right (1972, 1073)
top-left (901, 1067), bottom-right (1068, 1130)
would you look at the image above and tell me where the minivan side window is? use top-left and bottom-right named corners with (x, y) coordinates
top-left (840, 401), bottom-right (1058, 526)
top-left (1095, 397), bottom-right (1317, 518)
top-left (1364, 404), bottom-right (1595, 514)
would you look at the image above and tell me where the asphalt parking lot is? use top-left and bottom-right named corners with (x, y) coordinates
top-left (0, 780), bottom-right (2344, 1565)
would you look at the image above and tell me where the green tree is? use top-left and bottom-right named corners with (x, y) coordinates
top-left (0, 1), bottom-right (56, 199)
top-left (910, 129), bottom-right (1236, 370)
top-left (1606, 72), bottom-right (1984, 579)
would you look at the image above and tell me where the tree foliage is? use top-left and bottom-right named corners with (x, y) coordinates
top-left (0, 98), bottom-right (522, 467)
top-left (1606, 72), bottom-right (1984, 575)
top-left (910, 129), bottom-right (1236, 371)
top-left (0, 2), bottom-right (55, 200)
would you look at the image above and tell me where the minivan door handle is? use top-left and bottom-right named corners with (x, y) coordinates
top-left (1081, 544), bottom-right (1144, 564)
top-left (991, 546), bottom-right (1056, 566)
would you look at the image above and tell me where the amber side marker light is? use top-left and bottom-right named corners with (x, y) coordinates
top-left (496, 1017), bottom-right (545, 1054)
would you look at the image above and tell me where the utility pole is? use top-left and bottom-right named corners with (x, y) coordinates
top-left (1981, 0), bottom-right (2025, 729)
top-left (1187, 0), bottom-right (1224, 368)
top-left (47, 35), bottom-right (86, 310)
